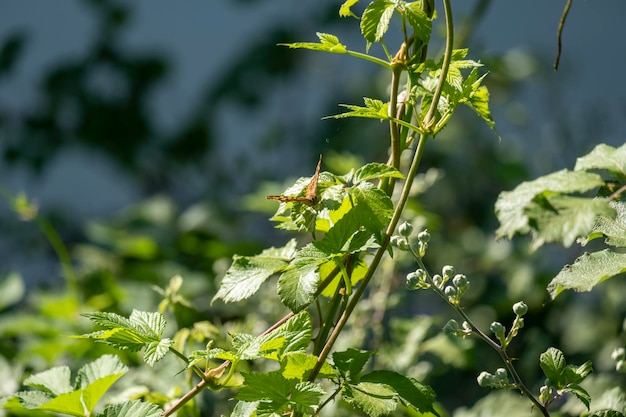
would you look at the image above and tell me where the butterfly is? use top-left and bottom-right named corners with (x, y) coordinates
top-left (267, 155), bottom-right (322, 206)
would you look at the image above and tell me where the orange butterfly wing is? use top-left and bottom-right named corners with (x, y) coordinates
top-left (267, 155), bottom-right (322, 206)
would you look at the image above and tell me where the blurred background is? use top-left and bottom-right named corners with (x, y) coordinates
top-left (1, 0), bottom-right (625, 415)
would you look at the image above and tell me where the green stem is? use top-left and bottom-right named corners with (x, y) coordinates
top-left (424, 0), bottom-right (454, 130)
top-left (411, 253), bottom-right (549, 417)
top-left (36, 217), bottom-right (80, 298)
top-left (308, 132), bottom-right (430, 381)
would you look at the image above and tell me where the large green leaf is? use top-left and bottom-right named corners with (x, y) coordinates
top-left (8, 355), bottom-right (128, 416)
top-left (235, 371), bottom-right (325, 416)
top-left (100, 400), bottom-right (162, 417)
top-left (525, 195), bottom-right (615, 251)
top-left (277, 257), bottom-right (321, 312)
top-left (574, 142), bottom-right (626, 176)
top-left (332, 348), bottom-right (372, 383)
top-left (213, 239), bottom-right (298, 304)
top-left (581, 201), bottom-right (626, 247)
top-left (80, 311), bottom-right (170, 365)
top-left (343, 381), bottom-right (397, 417)
top-left (360, 370), bottom-right (439, 416)
top-left (548, 249), bottom-right (626, 299)
top-left (405, 2), bottom-right (432, 43)
top-left (495, 169), bottom-right (605, 240)
top-left (361, 0), bottom-right (396, 46)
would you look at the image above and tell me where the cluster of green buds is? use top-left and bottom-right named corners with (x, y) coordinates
top-left (611, 347), bottom-right (626, 372)
top-left (431, 265), bottom-right (469, 306)
top-left (406, 268), bottom-right (429, 290)
top-left (490, 301), bottom-right (528, 350)
top-left (391, 221), bottom-right (431, 257)
top-left (477, 368), bottom-right (516, 389)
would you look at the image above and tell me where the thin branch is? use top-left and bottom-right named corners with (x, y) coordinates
top-left (554, 0), bottom-right (573, 71)
top-left (424, 0), bottom-right (454, 130)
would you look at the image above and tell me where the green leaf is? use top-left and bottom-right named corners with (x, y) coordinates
top-left (332, 348), bottom-right (372, 383)
top-left (0, 271), bottom-right (25, 311)
top-left (588, 411), bottom-right (626, 417)
top-left (9, 355), bottom-right (128, 416)
top-left (495, 169), bottom-right (605, 240)
top-left (24, 367), bottom-right (73, 396)
top-left (344, 381), bottom-right (397, 417)
top-left (404, 2), bottom-right (432, 43)
top-left (547, 249), bottom-right (626, 299)
top-left (235, 372), bottom-right (325, 416)
top-left (361, 0), bottom-right (396, 46)
top-left (277, 260), bottom-right (319, 313)
top-left (340, 0), bottom-right (360, 17)
top-left (99, 400), bottom-right (163, 417)
top-left (213, 240), bottom-right (297, 304)
top-left (540, 347), bottom-right (566, 386)
top-left (581, 201), bottom-right (626, 247)
top-left (231, 401), bottom-right (259, 417)
top-left (565, 383), bottom-right (591, 410)
top-left (352, 163), bottom-right (404, 185)
top-left (281, 32), bottom-right (347, 54)
top-left (360, 370), bottom-right (439, 416)
top-left (351, 184), bottom-right (394, 242)
top-left (466, 83), bottom-right (496, 132)
top-left (525, 195), bottom-right (615, 251)
top-left (574, 142), bottom-right (626, 176)
top-left (564, 360), bottom-right (592, 384)
top-left (281, 352), bottom-right (335, 381)
top-left (277, 244), bottom-right (328, 312)
top-left (144, 338), bottom-right (173, 366)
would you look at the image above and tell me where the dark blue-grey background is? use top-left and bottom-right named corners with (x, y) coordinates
top-left (1, 0), bottom-right (625, 284)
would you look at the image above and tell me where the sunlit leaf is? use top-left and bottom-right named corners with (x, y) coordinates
top-left (339, 0), bottom-right (360, 17)
top-left (574, 142), bottom-right (626, 176)
top-left (495, 169), bottom-right (605, 240)
top-left (525, 196), bottom-right (614, 251)
top-left (100, 400), bottom-right (162, 417)
top-left (361, 0), bottom-right (396, 47)
top-left (540, 347), bottom-right (566, 386)
top-left (281, 32), bottom-right (347, 54)
top-left (213, 240), bottom-right (298, 304)
top-left (404, 2), bottom-right (432, 43)
top-left (548, 249), bottom-right (626, 299)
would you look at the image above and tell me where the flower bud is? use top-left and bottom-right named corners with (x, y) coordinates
top-left (417, 230), bottom-right (431, 243)
top-left (432, 274), bottom-right (443, 288)
top-left (452, 274), bottom-right (468, 290)
top-left (398, 221), bottom-right (413, 237)
top-left (490, 321), bottom-right (506, 341)
top-left (390, 235), bottom-right (409, 251)
top-left (442, 265), bottom-right (455, 279)
top-left (444, 285), bottom-right (457, 298)
top-left (477, 371), bottom-right (494, 387)
top-left (512, 301), bottom-right (528, 317)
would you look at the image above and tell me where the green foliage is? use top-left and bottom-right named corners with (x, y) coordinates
top-left (3, 2), bottom-right (625, 417)
top-left (539, 347), bottom-right (592, 409)
top-left (0, 355), bottom-right (157, 417)
top-left (78, 310), bottom-right (172, 366)
top-left (496, 142), bottom-right (626, 299)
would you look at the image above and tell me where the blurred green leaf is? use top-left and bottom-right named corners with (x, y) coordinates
top-left (574, 143), bottom-right (626, 176)
top-left (0, 272), bottom-right (25, 311)
top-left (100, 400), bottom-right (162, 417)
top-left (495, 169), bottom-right (606, 241)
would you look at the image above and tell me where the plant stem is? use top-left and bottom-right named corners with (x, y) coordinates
top-left (424, 0), bottom-right (454, 130)
top-left (412, 254), bottom-right (549, 416)
top-left (308, 131), bottom-right (430, 381)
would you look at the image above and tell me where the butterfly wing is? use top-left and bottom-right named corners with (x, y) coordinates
top-left (267, 155), bottom-right (322, 206)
